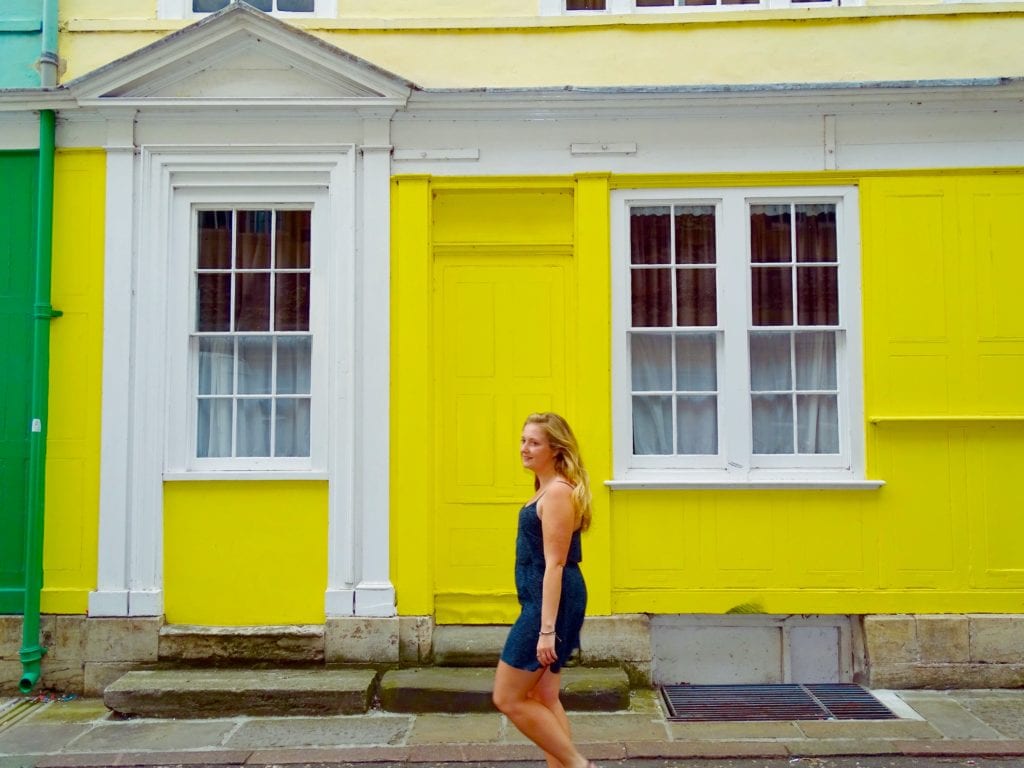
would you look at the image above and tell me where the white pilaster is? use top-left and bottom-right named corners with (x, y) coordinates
top-left (90, 111), bottom-right (137, 618)
top-left (325, 144), bottom-right (360, 617)
top-left (353, 118), bottom-right (395, 616)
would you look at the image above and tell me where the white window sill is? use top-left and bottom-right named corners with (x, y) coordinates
top-left (164, 470), bottom-right (329, 481)
top-left (606, 471), bottom-right (884, 490)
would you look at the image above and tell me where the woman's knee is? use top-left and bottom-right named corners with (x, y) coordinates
top-left (492, 685), bottom-right (519, 714)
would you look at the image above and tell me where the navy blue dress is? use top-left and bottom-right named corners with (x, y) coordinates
top-left (500, 498), bottom-right (586, 673)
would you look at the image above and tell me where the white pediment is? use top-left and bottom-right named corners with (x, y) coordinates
top-left (70, 3), bottom-right (414, 105)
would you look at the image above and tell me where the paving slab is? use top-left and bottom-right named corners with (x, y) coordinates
top-left (21, 702), bottom-right (110, 725)
top-left (104, 669), bottom-right (376, 719)
top-left (795, 718), bottom-right (941, 739)
top-left (505, 712), bottom-right (668, 745)
top-left (406, 712), bottom-right (502, 744)
top-left (893, 696), bottom-right (1005, 739)
top-left (223, 714), bottom-right (411, 749)
top-left (624, 740), bottom-right (790, 758)
top-left (0, 723), bottom-right (96, 756)
top-left (952, 692), bottom-right (1024, 738)
top-left (780, 739), bottom-right (901, 756)
top-left (58, 719), bottom-right (237, 753)
top-left (667, 720), bottom-right (805, 740)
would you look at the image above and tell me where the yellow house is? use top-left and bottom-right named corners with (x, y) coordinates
top-left (1, 0), bottom-right (1023, 693)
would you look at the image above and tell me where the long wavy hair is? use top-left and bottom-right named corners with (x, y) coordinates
top-left (525, 412), bottom-right (592, 532)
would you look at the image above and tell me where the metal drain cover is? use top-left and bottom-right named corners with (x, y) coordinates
top-left (661, 683), bottom-right (898, 722)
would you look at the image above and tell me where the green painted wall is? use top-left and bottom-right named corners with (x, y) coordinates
top-left (0, 152), bottom-right (39, 613)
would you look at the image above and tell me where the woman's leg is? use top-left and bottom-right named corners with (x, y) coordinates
top-left (528, 667), bottom-right (572, 768)
top-left (493, 661), bottom-right (589, 768)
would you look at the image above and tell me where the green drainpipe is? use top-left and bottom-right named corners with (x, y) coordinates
top-left (20, 0), bottom-right (61, 695)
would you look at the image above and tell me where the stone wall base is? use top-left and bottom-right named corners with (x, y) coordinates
top-left (864, 614), bottom-right (1024, 689)
top-left (3, 612), bottom-right (1023, 695)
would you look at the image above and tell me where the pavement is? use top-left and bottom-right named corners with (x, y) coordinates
top-left (2, 688), bottom-right (1024, 767)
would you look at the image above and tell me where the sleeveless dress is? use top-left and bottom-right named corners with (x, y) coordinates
top-left (500, 497), bottom-right (586, 673)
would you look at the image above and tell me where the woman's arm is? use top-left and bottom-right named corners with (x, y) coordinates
top-left (537, 481), bottom-right (575, 665)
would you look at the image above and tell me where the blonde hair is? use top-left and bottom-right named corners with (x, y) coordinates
top-left (524, 412), bottom-right (592, 532)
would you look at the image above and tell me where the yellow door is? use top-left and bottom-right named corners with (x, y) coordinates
top-left (433, 254), bottom-right (574, 622)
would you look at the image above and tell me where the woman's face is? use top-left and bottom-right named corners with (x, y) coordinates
top-left (520, 423), bottom-right (556, 475)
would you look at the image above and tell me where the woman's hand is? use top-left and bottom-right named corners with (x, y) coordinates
top-left (537, 632), bottom-right (557, 666)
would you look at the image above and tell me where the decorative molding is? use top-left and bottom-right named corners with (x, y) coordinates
top-left (393, 148), bottom-right (480, 161)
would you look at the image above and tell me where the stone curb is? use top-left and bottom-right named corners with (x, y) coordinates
top-left (28, 740), bottom-right (1024, 766)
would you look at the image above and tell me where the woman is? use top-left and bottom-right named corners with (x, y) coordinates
top-left (492, 412), bottom-right (597, 768)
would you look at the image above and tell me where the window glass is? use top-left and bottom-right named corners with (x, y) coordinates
top-left (629, 204), bottom-right (721, 457)
top-left (619, 188), bottom-right (855, 475)
top-left (194, 209), bottom-right (312, 460)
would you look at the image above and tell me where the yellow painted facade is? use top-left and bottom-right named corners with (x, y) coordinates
top-left (57, 4), bottom-right (1024, 87)
top-left (390, 171), bottom-right (1024, 623)
top-left (40, 150), bottom-right (105, 615)
top-left (163, 481), bottom-right (328, 625)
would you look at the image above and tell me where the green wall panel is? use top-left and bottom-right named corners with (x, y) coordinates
top-left (0, 152), bottom-right (38, 613)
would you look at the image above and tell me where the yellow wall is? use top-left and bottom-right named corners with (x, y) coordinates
top-left (41, 150), bottom-right (105, 615)
top-left (391, 170), bottom-right (1024, 621)
top-left (58, 7), bottom-right (1024, 86)
top-left (163, 481), bottom-right (328, 625)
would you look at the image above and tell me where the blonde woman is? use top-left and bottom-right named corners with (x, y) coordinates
top-left (492, 413), bottom-right (597, 768)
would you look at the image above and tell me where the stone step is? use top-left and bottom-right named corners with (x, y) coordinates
top-left (379, 666), bottom-right (631, 713)
top-left (158, 624), bottom-right (325, 663)
top-left (104, 668), bottom-right (376, 718)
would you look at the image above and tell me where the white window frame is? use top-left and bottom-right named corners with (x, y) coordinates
top-left (177, 198), bottom-right (328, 473)
top-left (161, 150), bottom-right (354, 481)
top-left (610, 186), bottom-right (876, 490)
top-left (158, 0), bottom-right (338, 20)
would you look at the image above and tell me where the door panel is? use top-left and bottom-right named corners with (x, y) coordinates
top-left (434, 254), bottom-right (572, 622)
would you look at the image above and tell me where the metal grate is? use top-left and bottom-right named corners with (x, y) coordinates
top-left (661, 683), bottom-right (899, 722)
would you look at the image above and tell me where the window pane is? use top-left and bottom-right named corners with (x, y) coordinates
top-left (683, 0), bottom-right (717, 5)
top-left (275, 398), bottom-right (311, 456)
top-left (630, 207), bottom-right (671, 265)
top-left (750, 332), bottom-right (791, 391)
top-left (797, 394), bottom-right (839, 454)
top-left (633, 396), bottom-right (673, 454)
top-left (796, 266), bottom-right (838, 326)
top-left (566, 0), bottom-right (606, 8)
top-left (275, 273), bottom-right (310, 332)
top-left (194, 0), bottom-right (230, 10)
top-left (277, 0), bottom-right (314, 9)
top-left (676, 268), bottom-right (717, 327)
top-left (751, 266), bottom-right (793, 326)
top-left (796, 204), bottom-right (837, 264)
top-left (637, 0), bottom-right (674, 5)
top-left (677, 396), bottom-right (717, 454)
top-left (631, 333), bottom-right (672, 391)
top-left (234, 273), bottom-right (271, 331)
top-left (241, 0), bottom-right (273, 10)
top-left (197, 210), bottom-right (231, 269)
top-left (794, 331), bottom-right (837, 390)
top-left (238, 336), bottom-right (273, 395)
top-left (277, 336), bottom-right (312, 395)
top-left (237, 399), bottom-right (271, 457)
top-left (197, 398), bottom-right (232, 458)
top-left (198, 337), bottom-right (234, 395)
top-left (631, 269), bottom-right (672, 327)
top-left (675, 206), bottom-right (716, 265)
top-left (751, 204), bottom-right (792, 264)
top-left (276, 210), bottom-right (311, 269)
top-left (752, 394), bottom-right (794, 454)
top-left (236, 210), bottom-right (271, 269)
top-left (675, 333), bottom-right (717, 391)
top-left (196, 273), bottom-right (231, 332)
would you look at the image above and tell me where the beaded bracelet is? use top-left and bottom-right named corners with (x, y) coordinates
top-left (539, 629), bottom-right (556, 636)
